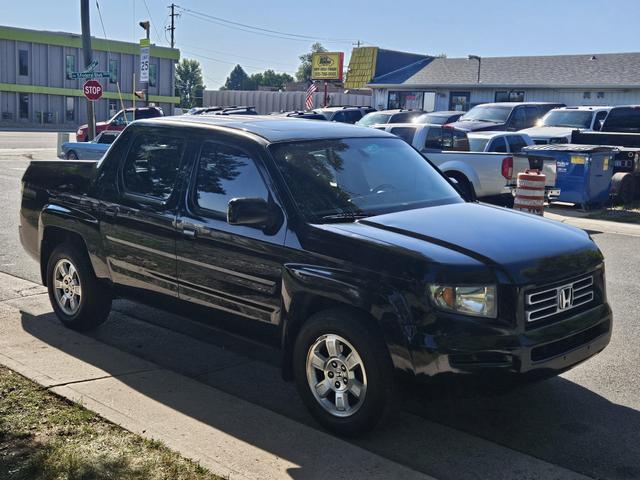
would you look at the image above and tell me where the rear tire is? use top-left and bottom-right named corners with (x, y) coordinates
top-left (293, 308), bottom-right (395, 436)
top-left (46, 243), bottom-right (112, 331)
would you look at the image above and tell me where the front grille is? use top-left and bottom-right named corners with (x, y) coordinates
top-left (525, 275), bottom-right (594, 323)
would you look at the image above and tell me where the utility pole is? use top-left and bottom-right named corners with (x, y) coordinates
top-left (80, 0), bottom-right (96, 140)
top-left (167, 4), bottom-right (179, 48)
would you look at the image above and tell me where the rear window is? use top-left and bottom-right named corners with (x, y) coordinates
top-left (389, 127), bottom-right (417, 144)
top-left (358, 113), bottom-right (392, 126)
top-left (602, 108), bottom-right (640, 132)
top-left (390, 112), bottom-right (422, 123)
top-left (135, 108), bottom-right (162, 120)
top-left (468, 137), bottom-right (490, 152)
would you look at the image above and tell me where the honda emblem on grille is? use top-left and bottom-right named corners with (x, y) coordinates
top-left (558, 286), bottom-right (573, 310)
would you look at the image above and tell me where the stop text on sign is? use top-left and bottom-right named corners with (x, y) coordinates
top-left (83, 80), bottom-right (103, 101)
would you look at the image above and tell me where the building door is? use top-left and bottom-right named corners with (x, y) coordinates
top-left (449, 92), bottom-right (471, 111)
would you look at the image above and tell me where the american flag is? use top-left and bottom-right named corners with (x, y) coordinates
top-left (305, 81), bottom-right (317, 110)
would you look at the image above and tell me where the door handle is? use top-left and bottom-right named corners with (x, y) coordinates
top-left (182, 227), bottom-right (197, 239)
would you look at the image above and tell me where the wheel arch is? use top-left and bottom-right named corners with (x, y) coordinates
top-left (280, 265), bottom-right (414, 381)
top-left (39, 205), bottom-right (108, 286)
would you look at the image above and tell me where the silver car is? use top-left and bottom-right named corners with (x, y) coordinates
top-left (59, 131), bottom-right (120, 160)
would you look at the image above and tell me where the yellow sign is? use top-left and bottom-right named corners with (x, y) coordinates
top-left (570, 155), bottom-right (586, 165)
top-left (311, 52), bottom-right (344, 81)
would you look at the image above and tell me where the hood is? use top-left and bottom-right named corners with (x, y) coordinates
top-left (315, 203), bottom-right (602, 285)
top-left (447, 120), bottom-right (506, 132)
top-left (520, 126), bottom-right (575, 140)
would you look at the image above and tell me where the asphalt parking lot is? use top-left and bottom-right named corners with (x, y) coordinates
top-left (1, 131), bottom-right (639, 480)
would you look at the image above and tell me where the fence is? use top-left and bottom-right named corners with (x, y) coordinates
top-left (202, 90), bottom-right (372, 115)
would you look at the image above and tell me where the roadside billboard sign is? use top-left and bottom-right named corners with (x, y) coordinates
top-left (311, 52), bottom-right (344, 81)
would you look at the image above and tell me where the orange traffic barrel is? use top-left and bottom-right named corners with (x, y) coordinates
top-left (514, 169), bottom-right (545, 216)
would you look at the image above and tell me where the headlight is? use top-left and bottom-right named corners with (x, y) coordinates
top-left (428, 285), bottom-right (497, 318)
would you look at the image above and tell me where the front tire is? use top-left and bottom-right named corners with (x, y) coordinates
top-left (66, 150), bottom-right (78, 160)
top-left (293, 308), bottom-right (395, 436)
top-left (46, 243), bottom-right (112, 331)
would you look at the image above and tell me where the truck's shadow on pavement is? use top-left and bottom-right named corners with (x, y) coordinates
top-left (20, 304), bottom-right (640, 480)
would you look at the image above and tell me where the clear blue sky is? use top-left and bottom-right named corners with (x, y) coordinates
top-left (3, 0), bottom-right (639, 89)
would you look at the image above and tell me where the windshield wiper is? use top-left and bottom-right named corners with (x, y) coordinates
top-left (319, 212), bottom-right (370, 223)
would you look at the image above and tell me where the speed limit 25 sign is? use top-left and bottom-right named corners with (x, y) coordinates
top-left (83, 80), bottom-right (103, 101)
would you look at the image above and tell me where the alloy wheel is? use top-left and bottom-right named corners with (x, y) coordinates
top-left (53, 258), bottom-right (82, 316)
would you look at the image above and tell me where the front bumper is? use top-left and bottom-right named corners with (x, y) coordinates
top-left (410, 303), bottom-right (612, 379)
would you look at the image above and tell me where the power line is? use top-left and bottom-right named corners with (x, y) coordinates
top-left (141, 0), bottom-right (163, 45)
top-left (181, 43), bottom-right (297, 69)
top-left (182, 50), bottom-right (289, 73)
top-left (177, 6), bottom-right (356, 44)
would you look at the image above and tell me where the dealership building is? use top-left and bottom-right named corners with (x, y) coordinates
top-left (0, 25), bottom-right (179, 130)
top-left (345, 47), bottom-right (640, 112)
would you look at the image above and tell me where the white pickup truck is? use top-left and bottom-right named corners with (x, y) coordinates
top-left (375, 123), bottom-right (558, 202)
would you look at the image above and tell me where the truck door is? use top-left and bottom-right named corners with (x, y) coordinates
top-left (100, 127), bottom-right (187, 297)
top-left (175, 135), bottom-right (287, 329)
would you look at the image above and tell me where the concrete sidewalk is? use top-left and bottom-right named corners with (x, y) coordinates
top-left (0, 273), bottom-right (433, 480)
top-left (545, 207), bottom-right (640, 237)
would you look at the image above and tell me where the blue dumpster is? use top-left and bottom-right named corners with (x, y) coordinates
top-left (520, 144), bottom-right (617, 208)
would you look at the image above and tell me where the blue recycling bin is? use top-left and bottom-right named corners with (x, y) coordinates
top-left (520, 144), bottom-right (616, 208)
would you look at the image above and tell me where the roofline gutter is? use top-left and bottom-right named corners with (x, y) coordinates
top-left (367, 83), bottom-right (640, 90)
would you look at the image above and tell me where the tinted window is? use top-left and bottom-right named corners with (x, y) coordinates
top-left (390, 112), bottom-right (422, 123)
top-left (593, 111), bottom-right (608, 130)
top-left (18, 50), bottom-right (28, 76)
top-left (343, 110), bottom-right (363, 124)
top-left (460, 105), bottom-right (511, 123)
top-left (270, 138), bottom-right (461, 221)
top-left (442, 129), bottom-right (469, 151)
top-left (331, 111), bottom-right (346, 122)
top-left (109, 59), bottom-right (119, 84)
top-left (490, 137), bottom-right (508, 152)
top-left (602, 108), bottom-right (640, 132)
top-left (135, 109), bottom-right (162, 120)
top-left (524, 106), bottom-right (540, 128)
top-left (509, 108), bottom-right (527, 130)
top-left (389, 127), bottom-right (416, 144)
top-left (97, 132), bottom-right (118, 144)
top-left (123, 133), bottom-right (185, 200)
top-left (507, 135), bottom-right (528, 153)
top-left (194, 143), bottom-right (268, 216)
top-left (541, 110), bottom-right (594, 129)
top-left (424, 127), bottom-right (442, 149)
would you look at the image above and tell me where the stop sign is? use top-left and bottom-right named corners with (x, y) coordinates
top-left (83, 80), bottom-right (103, 101)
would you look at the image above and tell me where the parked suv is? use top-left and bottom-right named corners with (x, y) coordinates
top-left (601, 105), bottom-right (640, 133)
top-left (357, 109), bottom-right (425, 127)
top-left (20, 115), bottom-right (612, 436)
top-left (76, 106), bottom-right (163, 141)
top-left (313, 106), bottom-right (376, 124)
top-left (447, 102), bottom-right (564, 132)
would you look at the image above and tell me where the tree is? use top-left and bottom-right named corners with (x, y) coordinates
top-left (175, 59), bottom-right (205, 108)
top-left (222, 65), bottom-right (256, 90)
top-left (296, 42), bottom-right (327, 82)
top-left (249, 69), bottom-right (293, 90)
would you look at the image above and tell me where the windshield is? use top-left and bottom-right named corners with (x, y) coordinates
top-left (357, 113), bottom-right (392, 126)
top-left (414, 114), bottom-right (448, 125)
top-left (460, 106), bottom-right (511, 123)
top-left (269, 137), bottom-right (461, 222)
top-left (467, 137), bottom-right (490, 152)
top-left (541, 110), bottom-right (593, 128)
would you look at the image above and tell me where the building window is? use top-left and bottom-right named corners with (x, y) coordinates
top-left (495, 90), bottom-right (525, 102)
top-left (108, 100), bottom-right (118, 117)
top-left (109, 59), bottom-right (119, 84)
top-left (449, 92), bottom-right (471, 111)
top-left (149, 63), bottom-right (157, 87)
top-left (388, 91), bottom-right (424, 110)
top-left (18, 50), bottom-right (28, 76)
top-left (597, 92), bottom-right (605, 99)
top-left (65, 55), bottom-right (76, 80)
top-left (65, 97), bottom-right (74, 122)
top-left (19, 94), bottom-right (29, 118)
top-left (583, 92), bottom-right (591, 99)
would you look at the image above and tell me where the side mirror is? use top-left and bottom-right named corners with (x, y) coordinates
top-left (227, 197), bottom-right (271, 228)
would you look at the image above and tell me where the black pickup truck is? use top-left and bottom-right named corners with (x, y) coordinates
top-left (20, 116), bottom-right (612, 435)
